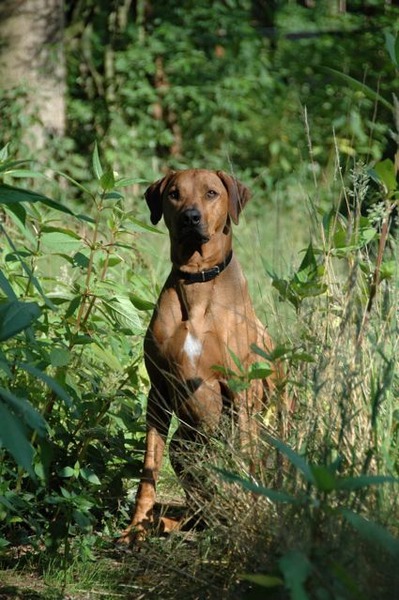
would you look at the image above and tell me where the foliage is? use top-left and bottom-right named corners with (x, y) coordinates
top-left (0, 143), bottom-right (154, 555)
top-left (4, 1), bottom-right (387, 195)
top-left (213, 151), bottom-right (399, 598)
top-left (1, 2), bottom-right (399, 598)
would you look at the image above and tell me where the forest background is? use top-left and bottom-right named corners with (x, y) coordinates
top-left (0, 1), bottom-right (399, 599)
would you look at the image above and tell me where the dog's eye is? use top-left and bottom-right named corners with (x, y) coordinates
top-left (206, 189), bottom-right (218, 199)
top-left (168, 189), bottom-right (179, 200)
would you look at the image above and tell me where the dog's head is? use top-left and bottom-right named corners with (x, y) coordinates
top-left (144, 170), bottom-right (251, 245)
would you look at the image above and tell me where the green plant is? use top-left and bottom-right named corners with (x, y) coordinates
top-left (0, 142), bottom-right (156, 557)
top-left (218, 435), bottom-right (398, 599)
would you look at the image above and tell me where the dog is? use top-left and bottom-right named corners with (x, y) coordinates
top-left (120, 169), bottom-right (278, 543)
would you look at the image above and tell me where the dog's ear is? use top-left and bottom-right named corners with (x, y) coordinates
top-left (216, 171), bottom-right (251, 225)
top-left (145, 172), bottom-right (175, 225)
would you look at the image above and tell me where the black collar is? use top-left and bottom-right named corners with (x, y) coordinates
top-left (175, 250), bottom-right (233, 283)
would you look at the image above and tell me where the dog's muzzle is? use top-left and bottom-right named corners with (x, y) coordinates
top-left (177, 208), bottom-right (210, 243)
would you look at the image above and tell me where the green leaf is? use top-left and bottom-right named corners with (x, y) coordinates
top-left (371, 159), bottom-right (397, 195)
top-left (248, 362), bottom-right (273, 380)
top-left (124, 215), bottom-right (164, 234)
top-left (385, 31), bottom-right (399, 67)
top-left (18, 363), bottom-right (72, 408)
top-left (0, 387), bottom-right (47, 435)
top-left (0, 270), bottom-right (18, 300)
top-left (228, 349), bottom-right (245, 374)
top-left (41, 230), bottom-right (82, 253)
top-left (59, 466), bottom-right (75, 478)
top-left (104, 191), bottom-right (123, 200)
top-left (0, 183), bottom-right (75, 216)
top-left (100, 169), bottom-right (115, 191)
top-left (0, 300), bottom-right (40, 341)
top-left (214, 467), bottom-right (299, 504)
top-left (101, 296), bottom-right (142, 333)
top-left (4, 169), bottom-right (45, 178)
top-left (0, 143), bottom-right (10, 162)
top-left (80, 467), bottom-right (101, 485)
top-left (129, 293), bottom-right (155, 311)
top-left (240, 573), bottom-right (284, 588)
top-left (0, 401), bottom-right (35, 477)
top-left (379, 260), bottom-right (396, 281)
top-left (310, 465), bottom-right (336, 492)
top-left (340, 509), bottom-right (399, 558)
top-left (115, 177), bottom-right (147, 188)
top-left (294, 244), bottom-right (318, 284)
top-left (56, 171), bottom-right (93, 197)
top-left (265, 435), bottom-right (315, 485)
top-left (321, 67), bottom-right (393, 112)
top-left (279, 550), bottom-right (312, 600)
top-left (50, 347), bottom-right (71, 367)
top-left (335, 475), bottom-right (398, 492)
top-left (92, 141), bottom-right (103, 180)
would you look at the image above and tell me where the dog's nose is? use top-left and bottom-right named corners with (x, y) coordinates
top-left (181, 208), bottom-right (201, 227)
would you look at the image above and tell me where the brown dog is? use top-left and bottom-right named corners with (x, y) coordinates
top-left (121, 169), bottom-right (276, 543)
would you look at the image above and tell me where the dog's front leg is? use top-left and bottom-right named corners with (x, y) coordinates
top-left (120, 386), bottom-right (171, 544)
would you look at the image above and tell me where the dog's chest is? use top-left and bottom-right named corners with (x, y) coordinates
top-left (150, 273), bottom-right (259, 375)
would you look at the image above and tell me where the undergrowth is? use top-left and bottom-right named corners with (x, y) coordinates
top-left (0, 137), bottom-right (398, 599)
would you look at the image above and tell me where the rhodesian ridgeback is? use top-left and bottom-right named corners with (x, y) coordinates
top-left (121, 169), bottom-right (276, 543)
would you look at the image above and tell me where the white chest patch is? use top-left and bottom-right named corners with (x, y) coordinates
top-left (182, 332), bottom-right (203, 367)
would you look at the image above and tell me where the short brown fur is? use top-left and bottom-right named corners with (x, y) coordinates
top-left (120, 169), bottom-right (276, 543)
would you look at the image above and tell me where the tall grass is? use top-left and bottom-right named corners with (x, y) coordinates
top-left (185, 158), bottom-right (399, 599)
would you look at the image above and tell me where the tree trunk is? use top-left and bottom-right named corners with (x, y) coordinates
top-left (0, 0), bottom-right (66, 152)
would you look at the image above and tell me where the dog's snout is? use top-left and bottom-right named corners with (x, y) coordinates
top-left (182, 208), bottom-right (201, 227)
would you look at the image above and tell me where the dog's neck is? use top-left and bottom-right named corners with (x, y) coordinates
top-left (174, 250), bottom-right (233, 284)
top-left (170, 232), bottom-right (232, 277)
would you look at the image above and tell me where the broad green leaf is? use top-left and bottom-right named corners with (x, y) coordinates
top-left (80, 467), bottom-right (101, 485)
top-left (50, 347), bottom-right (71, 367)
top-left (0, 183), bottom-right (75, 215)
top-left (0, 402), bottom-right (35, 477)
top-left (129, 293), bottom-right (155, 311)
top-left (100, 169), bottom-right (115, 191)
top-left (92, 141), bottom-right (103, 180)
top-left (103, 191), bottom-right (123, 200)
top-left (248, 362), bottom-right (273, 380)
top-left (214, 467), bottom-right (299, 504)
top-left (59, 466), bottom-right (75, 478)
top-left (101, 296), bottom-right (142, 333)
top-left (0, 300), bottom-right (40, 341)
top-left (279, 550), bottom-right (312, 600)
top-left (265, 434), bottom-right (315, 485)
top-left (0, 387), bottom-right (47, 435)
top-left (371, 159), bottom-right (397, 194)
top-left (73, 509), bottom-right (92, 530)
top-left (340, 509), bottom-right (399, 557)
top-left (41, 231), bottom-right (82, 253)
